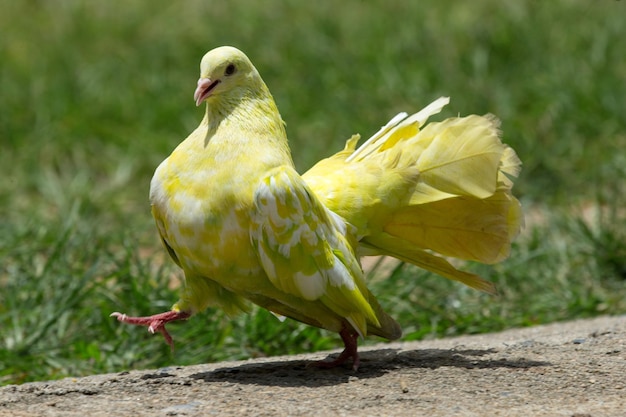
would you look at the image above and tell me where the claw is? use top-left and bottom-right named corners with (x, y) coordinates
top-left (111, 310), bottom-right (191, 350)
top-left (310, 326), bottom-right (360, 371)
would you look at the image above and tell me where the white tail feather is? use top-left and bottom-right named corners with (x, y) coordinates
top-left (346, 96), bottom-right (450, 163)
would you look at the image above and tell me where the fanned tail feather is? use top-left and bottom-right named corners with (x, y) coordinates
top-left (346, 96), bottom-right (450, 163)
top-left (305, 97), bottom-right (522, 293)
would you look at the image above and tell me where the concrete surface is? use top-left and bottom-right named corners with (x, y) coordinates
top-left (1, 315), bottom-right (625, 416)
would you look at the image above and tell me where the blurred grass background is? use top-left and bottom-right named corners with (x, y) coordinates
top-left (1, 0), bottom-right (625, 385)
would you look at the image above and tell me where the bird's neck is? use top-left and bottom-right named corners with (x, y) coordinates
top-left (201, 84), bottom-right (293, 168)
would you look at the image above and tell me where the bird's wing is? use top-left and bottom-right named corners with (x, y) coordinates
top-left (151, 206), bottom-right (182, 268)
top-left (249, 165), bottom-right (380, 337)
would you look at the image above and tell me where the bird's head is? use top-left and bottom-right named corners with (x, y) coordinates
top-left (193, 46), bottom-right (261, 107)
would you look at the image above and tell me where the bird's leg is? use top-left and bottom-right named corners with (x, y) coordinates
top-left (110, 310), bottom-right (191, 350)
top-left (311, 325), bottom-right (361, 371)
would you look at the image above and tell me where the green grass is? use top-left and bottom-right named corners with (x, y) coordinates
top-left (1, 0), bottom-right (625, 385)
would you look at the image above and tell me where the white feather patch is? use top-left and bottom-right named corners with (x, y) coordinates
top-left (327, 255), bottom-right (355, 290)
top-left (270, 311), bottom-right (287, 322)
top-left (293, 271), bottom-right (325, 300)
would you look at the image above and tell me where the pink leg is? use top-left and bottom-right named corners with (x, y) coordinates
top-left (311, 326), bottom-right (360, 371)
top-left (110, 310), bottom-right (191, 350)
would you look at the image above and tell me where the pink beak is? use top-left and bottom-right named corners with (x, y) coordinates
top-left (194, 78), bottom-right (220, 106)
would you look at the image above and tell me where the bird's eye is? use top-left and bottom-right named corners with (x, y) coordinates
top-left (224, 63), bottom-right (237, 76)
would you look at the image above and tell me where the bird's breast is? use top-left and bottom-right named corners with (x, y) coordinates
top-left (149, 153), bottom-right (262, 279)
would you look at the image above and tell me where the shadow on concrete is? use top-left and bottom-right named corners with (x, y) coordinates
top-left (187, 347), bottom-right (552, 388)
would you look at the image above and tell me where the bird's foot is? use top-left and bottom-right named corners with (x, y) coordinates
top-left (310, 326), bottom-right (360, 371)
top-left (110, 310), bottom-right (191, 350)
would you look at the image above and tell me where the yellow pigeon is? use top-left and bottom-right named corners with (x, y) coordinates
top-left (112, 46), bottom-right (522, 370)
